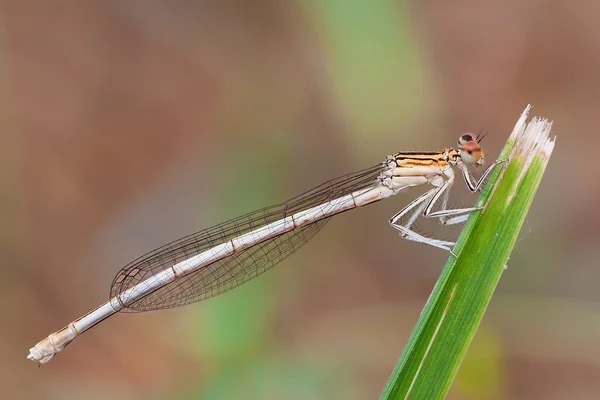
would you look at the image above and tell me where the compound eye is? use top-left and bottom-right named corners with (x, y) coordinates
top-left (458, 133), bottom-right (477, 148)
top-left (460, 141), bottom-right (483, 165)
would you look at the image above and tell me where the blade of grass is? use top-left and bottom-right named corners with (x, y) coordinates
top-left (380, 105), bottom-right (555, 400)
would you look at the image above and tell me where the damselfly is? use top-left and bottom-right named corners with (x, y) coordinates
top-left (28, 133), bottom-right (505, 364)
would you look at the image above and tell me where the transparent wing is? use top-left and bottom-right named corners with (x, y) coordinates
top-left (111, 163), bottom-right (385, 312)
top-left (121, 218), bottom-right (330, 312)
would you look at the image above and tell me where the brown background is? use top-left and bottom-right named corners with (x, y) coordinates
top-left (2, 1), bottom-right (599, 399)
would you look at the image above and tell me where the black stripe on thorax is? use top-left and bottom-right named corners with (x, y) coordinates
top-left (393, 152), bottom-right (445, 162)
top-left (394, 151), bottom-right (443, 156)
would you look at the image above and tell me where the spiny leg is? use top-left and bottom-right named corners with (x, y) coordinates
top-left (389, 159), bottom-right (509, 252)
top-left (389, 185), bottom-right (456, 252)
top-left (426, 181), bottom-right (474, 225)
top-left (403, 191), bottom-right (430, 229)
top-left (434, 175), bottom-right (452, 225)
top-left (423, 173), bottom-right (482, 225)
top-left (390, 175), bottom-right (478, 253)
top-left (427, 158), bottom-right (510, 223)
top-left (462, 158), bottom-right (509, 192)
top-left (432, 158), bottom-right (510, 225)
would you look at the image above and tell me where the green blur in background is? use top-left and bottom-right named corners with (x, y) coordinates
top-left (2, 1), bottom-right (598, 399)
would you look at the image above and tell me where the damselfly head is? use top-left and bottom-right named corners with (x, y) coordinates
top-left (457, 133), bottom-right (477, 147)
top-left (457, 133), bottom-right (485, 166)
top-left (458, 131), bottom-right (488, 148)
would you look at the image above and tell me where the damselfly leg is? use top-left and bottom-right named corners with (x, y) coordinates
top-left (389, 158), bottom-right (508, 252)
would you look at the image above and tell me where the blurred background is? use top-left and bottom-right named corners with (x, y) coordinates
top-left (2, 1), bottom-right (599, 399)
